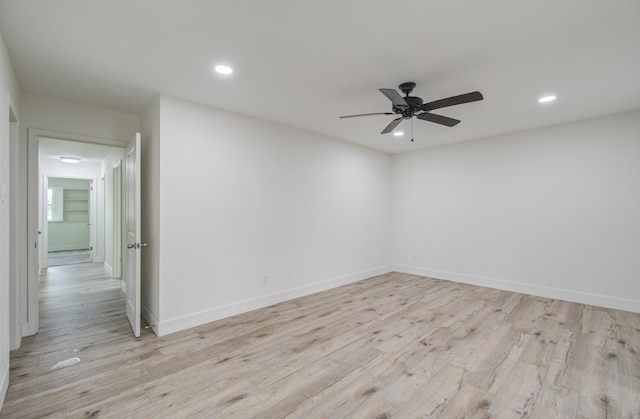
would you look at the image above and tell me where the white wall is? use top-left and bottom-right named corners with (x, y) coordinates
top-left (0, 30), bottom-right (21, 411)
top-left (20, 93), bottom-right (141, 142)
top-left (392, 110), bottom-right (640, 312)
top-left (154, 95), bottom-right (392, 334)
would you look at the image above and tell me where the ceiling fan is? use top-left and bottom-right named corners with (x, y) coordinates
top-left (339, 82), bottom-right (483, 137)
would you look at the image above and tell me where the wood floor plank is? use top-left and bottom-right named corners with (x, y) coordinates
top-left (343, 393), bottom-right (399, 419)
top-left (589, 308), bottom-right (619, 349)
top-left (616, 325), bottom-right (640, 379)
top-left (211, 357), bottom-right (340, 418)
top-left (435, 382), bottom-right (494, 419)
top-left (614, 309), bottom-right (640, 329)
top-left (529, 384), bottom-right (579, 419)
top-left (486, 359), bottom-right (545, 417)
top-left (467, 328), bottom-right (531, 394)
top-left (250, 353), bottom-right (373, 419)
top-left (65, 385), bottom-right (151, 418)
top-left (519, 317), bottom-right (564, 371)
top-left (391, 363), bottom-right (467, 417)
top-left (2, 263), bottom-right (639, 418)
top-left (284, 369), bottom-right (381, 418)
top-left (545, 329), bottom-right (590, 393)
top-left (449, 322), bottom-right (512, 372)
top-left (378, 327), bottom-right (456, 405)
top-left (576, 342), bottom-right (621, 418)
top-left (619, 372), bottom-right (640, 418)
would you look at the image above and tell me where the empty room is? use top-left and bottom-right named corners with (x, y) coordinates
top-left (0, 1), bottom-right (639, 417)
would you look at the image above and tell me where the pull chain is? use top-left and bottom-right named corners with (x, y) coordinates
top-left (411, 118), bottom-right (414, 142)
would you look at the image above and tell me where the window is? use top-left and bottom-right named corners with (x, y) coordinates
top-left (47, 187), bottom-right (63, 221)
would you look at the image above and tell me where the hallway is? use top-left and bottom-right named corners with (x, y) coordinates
top-left (1, 263), bottom-right (145, 417)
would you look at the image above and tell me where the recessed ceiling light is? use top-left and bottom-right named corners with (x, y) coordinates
top-left (214, 65), bottom-right (233, 75)
top-left (393, 131), bottom-right (404, 137)
top-left (60, 156), bottom-right (81, 164)
top-left (538, 95), bottom-right (557, 103)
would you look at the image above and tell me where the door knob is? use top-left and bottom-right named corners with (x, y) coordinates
top-left (140, 242), bottom-right (148, 248)
top-left (127, 243), bottom-right (135, 249)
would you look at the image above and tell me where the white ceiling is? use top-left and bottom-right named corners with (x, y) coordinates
top-left (39, 137), bottom-right (117, 163)
top-left (1, 1), bottom-right (639, 154)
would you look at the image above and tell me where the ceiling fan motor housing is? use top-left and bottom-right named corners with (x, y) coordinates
top-left (394, 95), bottom-right (424, 118)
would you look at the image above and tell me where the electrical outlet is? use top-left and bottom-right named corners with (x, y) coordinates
top-left (262, 275), bottom-right (268, 286)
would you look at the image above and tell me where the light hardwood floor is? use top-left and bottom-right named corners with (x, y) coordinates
top-left (1, 263), bottom-right (639, 418)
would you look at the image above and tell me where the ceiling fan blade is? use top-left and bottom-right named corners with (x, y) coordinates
top-left (422, 91), bottom-right (484, 111)
top-left (381, 117), bottom-right (403, 134)
top-left (379, 88), bottom-right (408, 107)
top-left (417, 112), bottom-right (461, 127)
top-left (339, 112), bottom-right (394, 119)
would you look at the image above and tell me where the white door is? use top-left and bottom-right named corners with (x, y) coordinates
top-left (124, 133), bottom-right (142, 337)
top-left (112, 162), bottom-right (122, 279)
top-left (88, 179), bottom-right (95, 263)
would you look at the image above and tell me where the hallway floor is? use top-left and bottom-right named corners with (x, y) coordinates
top-left (47, 250), bottom-right (91, 267)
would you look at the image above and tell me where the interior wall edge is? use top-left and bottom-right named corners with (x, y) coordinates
top-left (0, 363), bottom-right (7, 410)
top-left (394, 265), bottom-right (640, 314)
top-left (155, 265), bottom-right (393, 337)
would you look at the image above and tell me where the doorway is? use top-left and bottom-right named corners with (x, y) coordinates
top-left (25, 129), bottom-right (127, 336)
top-left (46, 177), bottom-right (93, 267)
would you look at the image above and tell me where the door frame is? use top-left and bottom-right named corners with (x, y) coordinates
top-left (25, 128), bottom-right (126, 336)
top-left (8, 96), bottom-right (20, 350)
top-left (112, 160), bottom-right (123, 282)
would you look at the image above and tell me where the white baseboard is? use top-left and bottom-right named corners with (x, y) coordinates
top-left (141, 304), bottom-right (159, 336)
top-left (104, 261), bottom-right (113, 277)
top-left (156, 265), bottom-right (393, 336)
top-left (9, 334), bottom-right (22, 351)
top-left (48, 245), bottom-right (90, 252)
top-left (120, 279), bottom-right (126, 294)
top-left (1, 363), bottom-right (8, 411)
top-left (394, 265), bottom-right (640, 313)
top-left (22, 321), bottom-right (37, 337)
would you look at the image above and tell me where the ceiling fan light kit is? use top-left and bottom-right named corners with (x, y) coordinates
top-left (340, 82), bottom-right (483, 140)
